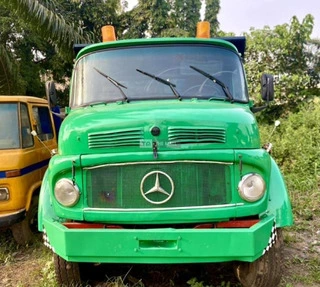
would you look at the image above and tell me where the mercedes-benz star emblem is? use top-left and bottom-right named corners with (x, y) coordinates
top-left (140, 171), bottom-right (174, 205)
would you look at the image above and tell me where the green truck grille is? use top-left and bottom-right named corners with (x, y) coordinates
top-left (85, 161), bottom-right (232, 209)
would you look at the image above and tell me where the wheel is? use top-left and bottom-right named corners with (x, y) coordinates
top-left (234, 229), bottom-right (283, 287)
top-left (11, 196), bottom-right (39, 244)
top-left (54, 253), bottom-right (82, 287)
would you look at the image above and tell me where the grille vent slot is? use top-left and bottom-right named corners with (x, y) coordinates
top-left (168, 127), bottom-right (226, 145)
top-left (88, 129), bottom-right (143, 149)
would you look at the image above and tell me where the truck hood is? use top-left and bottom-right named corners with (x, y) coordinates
top-left (59, 100), bottom-right (260, 155)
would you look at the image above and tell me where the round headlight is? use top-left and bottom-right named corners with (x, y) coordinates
top-left (54, 179), bottom-right (80, 207)
top-left (238, 173), bottom-right (266, 202)
top-left (0, 188), bottom-right (9, 201)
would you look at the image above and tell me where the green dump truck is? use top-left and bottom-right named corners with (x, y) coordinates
top-left (38, 22), bottom-right (293, 287)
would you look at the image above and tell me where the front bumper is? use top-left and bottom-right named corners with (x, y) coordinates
top-left (43, 215), bottom-right (276, 264)
top-left (0, 208), bottom-right (26, 228)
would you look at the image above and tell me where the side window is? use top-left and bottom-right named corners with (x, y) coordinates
top-left (20, 103), bottom-right (34, 148)
top-left (0, 103), bottom-right (20, 149)
top-left (32, 106), bottom-right (54, 141)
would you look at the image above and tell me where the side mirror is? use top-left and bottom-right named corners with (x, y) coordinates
top-left (250, 74), bottom-right (275, 113)
top-left (261, 74), bottom-right (274, 102)
top-left (45, 81), bottom-right (57, 106)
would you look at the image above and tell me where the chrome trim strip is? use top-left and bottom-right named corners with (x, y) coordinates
top-left (83, 203), bottom-right (244, 212)
top-left (0, 208), bottom-right (25, 218)
top-left (84, 160), bottom-right (233, 170)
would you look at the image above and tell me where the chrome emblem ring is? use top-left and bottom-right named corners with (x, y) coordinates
top-left (140, 171), bottom-right (174, 205)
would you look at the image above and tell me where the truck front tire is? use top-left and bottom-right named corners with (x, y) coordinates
top-left (54, 253), bottom-right (82, 287)
top-left (234, 229), bottom-right (283, 287)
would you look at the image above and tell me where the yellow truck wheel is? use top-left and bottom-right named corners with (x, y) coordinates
top-left (10, 196), bottom-right (38, 244)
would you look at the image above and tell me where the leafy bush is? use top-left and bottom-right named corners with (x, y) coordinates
top-left (259, 100), bottom-right (320, 216)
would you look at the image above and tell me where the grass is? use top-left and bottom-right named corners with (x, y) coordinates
top-left (0, 230), bottom-right (58, 287)
top-left (280, 214), bottom-right (320, 286)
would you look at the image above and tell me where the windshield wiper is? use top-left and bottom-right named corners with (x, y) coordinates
top-left (94, 68), bottom-right (128, 102)
top-left (190, 66), bottom-right (234, 102)
top-left (136, 69), bottom-right (182, 100)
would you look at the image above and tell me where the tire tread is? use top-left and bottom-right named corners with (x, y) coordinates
top-left (234, 229), bottom-right (283, 287)
top-left (54, 253), bottom-right (81, 287)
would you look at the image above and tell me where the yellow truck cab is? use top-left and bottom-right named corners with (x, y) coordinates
top-left (0, 95), bottom-right (57, 244)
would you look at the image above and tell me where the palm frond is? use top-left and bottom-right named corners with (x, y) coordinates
top-left (0, 0), bottom-right (93, 51)
top-left (0, 44), bottom-right (18, 94)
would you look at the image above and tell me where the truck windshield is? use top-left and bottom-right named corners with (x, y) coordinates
top-left (71, 44), bottom-right (248, 107)
top-left (0, 103), bottom-right (19, 149)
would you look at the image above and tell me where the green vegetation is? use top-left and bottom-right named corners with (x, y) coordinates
top-left (0, 231), bottom-right (58, 287)
top-left (258, 102), bottom-right (320, 287)
top-left (259, 101), bottom-right (320, 218)
top-left (245, 14), bottom-right (319, 121)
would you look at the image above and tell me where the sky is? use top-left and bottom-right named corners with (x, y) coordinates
top-left (126, 0), bottom-right (320, 38)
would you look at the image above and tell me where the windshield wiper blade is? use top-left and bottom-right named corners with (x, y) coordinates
top-left (190, 66), bottom-right (234, 102)
top-left (94, 68), bottom-right (128, 102)
top-left (136, 68), bottom-right (182, 100)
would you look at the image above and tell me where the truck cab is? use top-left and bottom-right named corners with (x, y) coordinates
top-left (38, 22), bottom-right (293, 286)
top-left (0, 96), bottom-right (57, 244)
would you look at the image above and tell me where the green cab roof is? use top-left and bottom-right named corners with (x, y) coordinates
top-left (75, 37), bottom-right (245, 60)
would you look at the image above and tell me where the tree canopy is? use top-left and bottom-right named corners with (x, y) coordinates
top-left (0, 0), bottom-right (219, 100)
top-left (244, 14), bottom-right (319, 120)
top-left (0, 0), bottom-right (319, 118)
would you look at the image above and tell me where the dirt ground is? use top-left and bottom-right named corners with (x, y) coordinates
top-left (0, 217), bottom-right (319, 287)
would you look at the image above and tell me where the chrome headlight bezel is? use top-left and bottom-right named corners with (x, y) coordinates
top-left (54, 178), bottom-right (80, 207)
top-left (238, 173), bottom-right (266, 202)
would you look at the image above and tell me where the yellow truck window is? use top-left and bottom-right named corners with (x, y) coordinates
top-left (20, 103), bottom-right (34, 148)
top-left (0, 103), bottom-right (19, 149)
top-left (32, 106), bottom-right (54, 141)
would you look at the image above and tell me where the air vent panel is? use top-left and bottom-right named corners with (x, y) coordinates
top-left (168, 127), bottom-right (226, 145)
top-left (88, 129), bottom-right (143, 149)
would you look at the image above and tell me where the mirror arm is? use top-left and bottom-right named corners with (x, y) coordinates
top-left (250, 105), bottom-right (267, 113)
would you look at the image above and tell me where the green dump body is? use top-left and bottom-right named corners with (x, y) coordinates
top-left (39, 37), bottom-right (293, 264)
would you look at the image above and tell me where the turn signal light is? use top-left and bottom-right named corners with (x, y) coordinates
top-left (6, 169), bottom-right (21, 178)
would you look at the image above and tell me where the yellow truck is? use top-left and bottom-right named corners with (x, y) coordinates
top-left (0, 95), bottom-right (57, 244)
